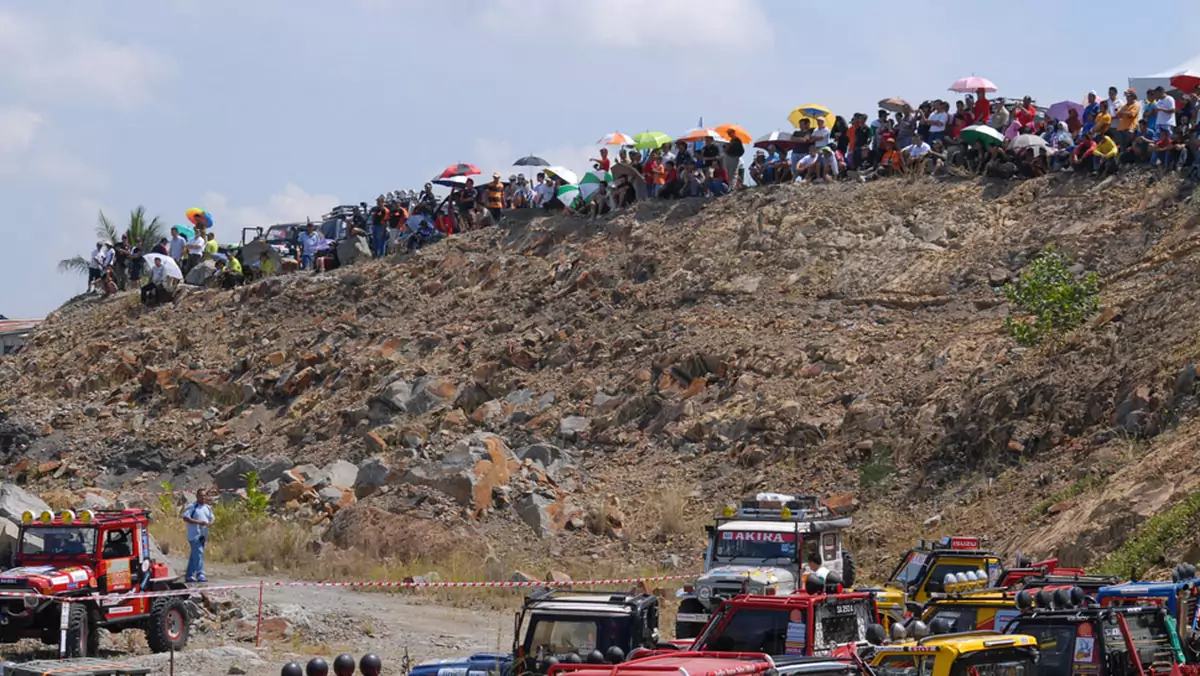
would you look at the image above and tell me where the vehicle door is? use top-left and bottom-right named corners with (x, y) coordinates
top-left (99, 527), bottom-right (135, 594)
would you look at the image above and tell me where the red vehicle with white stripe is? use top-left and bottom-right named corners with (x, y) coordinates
top-left (0, 508), bottom-right (192, 657)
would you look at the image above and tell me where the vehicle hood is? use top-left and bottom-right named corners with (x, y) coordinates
top-left (0, 565), bottom-right (94, 592)
top-left (409, 654), bottom-right (511, 676)
top-left (700, 565), bottom-right (796, 585)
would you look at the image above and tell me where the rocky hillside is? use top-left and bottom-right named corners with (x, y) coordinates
top-left (5, 173), bottom-right (1200, 579)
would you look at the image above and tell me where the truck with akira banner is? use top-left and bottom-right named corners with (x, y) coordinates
top-left (0, 508), bottom-right (194, 658)
top-left (674, 493), bottom-right (856, 640)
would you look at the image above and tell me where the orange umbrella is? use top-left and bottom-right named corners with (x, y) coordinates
top-left (679, 127), bottom-right (724, 143)
top-left (716, 124), bottom-right (752, 143)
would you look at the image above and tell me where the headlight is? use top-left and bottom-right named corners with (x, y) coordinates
top-left (698, 586), bottom-right (712, 601)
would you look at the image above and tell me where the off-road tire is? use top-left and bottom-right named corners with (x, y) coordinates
top-left (146, 597), bottom-right (190, 653)
top-left (842, 550), bottom-right (857, 589)
top-left (64, 603), bottom-right (98, 657)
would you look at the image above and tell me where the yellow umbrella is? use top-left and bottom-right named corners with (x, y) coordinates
top-left (716, 123), bottom-right (752, 143)
top-left (787, 104), bottom-right (835, 129)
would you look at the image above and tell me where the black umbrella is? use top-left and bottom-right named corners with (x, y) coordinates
top-left (513, 155), bottom-right (550, 167)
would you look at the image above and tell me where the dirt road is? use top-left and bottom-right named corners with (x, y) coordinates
top-left (17, 557), bottom-right (515, 676)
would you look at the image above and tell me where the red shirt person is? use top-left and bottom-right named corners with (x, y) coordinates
top-left (974, 89), bottom-right (991, 125)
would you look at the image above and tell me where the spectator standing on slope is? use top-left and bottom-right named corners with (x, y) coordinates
top-left (180, 489), bottom-right (214, 583)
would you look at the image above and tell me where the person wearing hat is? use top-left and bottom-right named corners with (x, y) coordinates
top-left (1116, 89), bottom-right (1142, 149)
top-left (511, 175), bottom-right (534, 208)
top-left (1083, 90), bottom-right (1100, 127)
top-left (485, 172), bottom-right (504, 225)
top-left (533, 172), bottom-right (554, 207)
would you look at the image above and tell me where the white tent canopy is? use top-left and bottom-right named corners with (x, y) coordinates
top-left (1129, 54), bottom-right (1200, 94)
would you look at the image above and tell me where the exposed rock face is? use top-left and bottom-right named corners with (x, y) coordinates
top-left (8, 174), bottom-right (1200, 573)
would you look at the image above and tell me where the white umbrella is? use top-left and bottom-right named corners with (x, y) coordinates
top-left (1011, 134), bottom-right (1050, 154)
top-left (544, 166), bottom-right (579, 185)
top-left (143, 253), bottom-right (183, 280)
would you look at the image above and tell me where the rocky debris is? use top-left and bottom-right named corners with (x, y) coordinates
top-left (8, 174), bottom-right (1200, 575)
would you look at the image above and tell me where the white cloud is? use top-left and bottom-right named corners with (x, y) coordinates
top-left (202, 184), bottom-right (341, 229)
top-left (479, 0), bottom-right (773, 51)
top-left (30, 152), bottom-right (109, 191)
top-left (0, 8), bottom-right (171, 107)
top-left (0, 107), bottom-right (42, 153)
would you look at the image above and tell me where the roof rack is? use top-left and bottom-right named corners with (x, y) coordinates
top-left (722, 493), bottom-right (834, 522)
top-left (525, 588), bottom-right (642, 604)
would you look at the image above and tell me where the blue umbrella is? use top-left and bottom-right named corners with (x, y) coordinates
top-left (172, 224), bottom-right (195, 240)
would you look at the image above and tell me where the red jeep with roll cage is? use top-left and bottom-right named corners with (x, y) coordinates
top-left (660, 589), bottom-right (878, 658)
top-left (0, 509), bottom-right (193, 657)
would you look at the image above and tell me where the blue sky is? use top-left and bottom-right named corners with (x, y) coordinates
top-left (4, 0), bottom-right (1200, 318)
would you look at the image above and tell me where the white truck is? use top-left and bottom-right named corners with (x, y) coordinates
top-left (674, 492), bottom-right (856, 639)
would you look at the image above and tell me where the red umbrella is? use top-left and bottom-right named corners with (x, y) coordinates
top-left (1170, 71), bottom-right (1200, 94)
top-left (435, 163), bottom-right (481, 180)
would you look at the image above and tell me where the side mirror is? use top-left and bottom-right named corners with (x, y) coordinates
top-left (904, 601), bottom-right (923, 616)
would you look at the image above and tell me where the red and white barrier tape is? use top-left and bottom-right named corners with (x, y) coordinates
top-left (0, 573), bottom-right (698, 602)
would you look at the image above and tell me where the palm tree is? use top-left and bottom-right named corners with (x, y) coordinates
top-left (58, 207), bottom-right (168, 276)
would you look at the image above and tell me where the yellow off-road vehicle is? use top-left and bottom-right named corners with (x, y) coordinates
top-left (867, 627), bottom-right (1040, 676)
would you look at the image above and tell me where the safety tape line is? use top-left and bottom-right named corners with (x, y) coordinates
top-left (0, 573), bottom-right (699, 602)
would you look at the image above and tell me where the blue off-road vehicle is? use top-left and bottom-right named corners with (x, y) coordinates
top-left (408, 590), bottom-right (661, 676)
top-left (1098, 563), bottom-right (1200, 659)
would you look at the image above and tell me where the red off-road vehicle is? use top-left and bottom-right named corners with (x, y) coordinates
top-left (0, 508), bottom-right (193, 657)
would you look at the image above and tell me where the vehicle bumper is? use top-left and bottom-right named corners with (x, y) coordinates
top-left (675, 613), bottom-right (711, 625)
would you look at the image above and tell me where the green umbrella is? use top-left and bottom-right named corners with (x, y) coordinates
top-left (633, 131), bottom-right (673, 150)
top-left (579, 170), bottom-right (613, 199)
top-left (556, 185), bottom-right (582, 208)
top-left (960, 124), bottom-right (1005, 147)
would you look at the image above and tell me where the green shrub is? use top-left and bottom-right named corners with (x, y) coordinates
top-left (859, 446), bottom-right (897, 489)
top-left (1002, 246), bottom-right (1100, 346)
top-left (1095, 490), bottom-right (1200, 578)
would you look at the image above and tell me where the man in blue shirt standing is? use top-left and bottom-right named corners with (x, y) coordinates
top-left (298, 222), bottom-right (322, 271)
top-left (180, 489), bottom-right (214, 583)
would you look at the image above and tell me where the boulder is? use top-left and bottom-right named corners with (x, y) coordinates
top-left (313, 459), bottom-right (358, 489)
top-left (337, 235), bottom-right (371, 267)
top-left (514, 443), bottom-right (574, 481)
top-left (0, 483), bottom-right (51, 524)
top-left (558, 416), bottom-right (591, 440)
top-left (354, 457), bottom-right (401, 499)
top-left (185, 259), bottom-right (217, 286)
top-left (371, 376), bottom-right (461, 416)
top-left (515, 493), bottom-right (565, 537)
top-left (257, 457), bottom-right (294, 484)
top-left (214, 455), bottom-right (261, 490)
top-left (405, 433), bottom-right (518, 511)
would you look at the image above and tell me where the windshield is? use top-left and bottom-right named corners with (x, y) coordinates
top-left (696, 608), bottom-right (793, 654)
top-left (524, 615), bottom-right (631, 658)
top-left (20, 527), bottom-right (96, 556)
top-left (265, 226), bottom-right (296, 241)
top-left (889, 551), bottom-right (927, 585)
top-left (320, 219), bottom-right (345, 240)
top-left (714, 530), bottom-right (797, 561)
top-left (1006, 620), bottom-right (1080, 676)
top-left (951, 648), bottom-right (1037, 676)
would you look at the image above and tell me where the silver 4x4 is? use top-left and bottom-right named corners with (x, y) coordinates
top-left (674, 492), bottom-right (856, 639)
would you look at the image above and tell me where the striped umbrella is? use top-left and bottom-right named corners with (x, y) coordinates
top-left (579, 170), bottom-right (613, 199)
top-left (633, 131), bottom-right (673, 150)
top-left (556, 185), bottom-right (582, 208)
top-left (435, 163), bottom-right (480, 179)
top-left (753, 131), bottom-right (796, 152)
top-left (597, 132), bottom-right (636, 146)
top-left (679, 127), bottom-right (724, 143)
